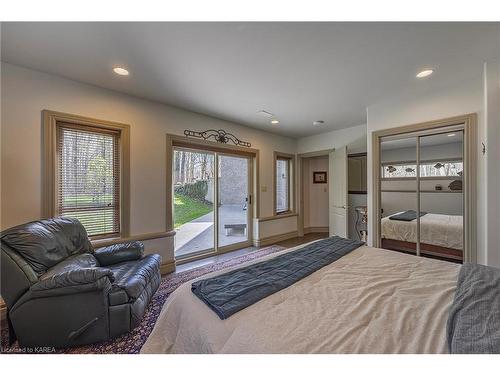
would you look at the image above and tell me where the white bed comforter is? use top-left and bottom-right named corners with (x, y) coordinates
top-left (141, 244), bottom-right (459, 354)
top-left (381, 213), bottom-right (463, 250)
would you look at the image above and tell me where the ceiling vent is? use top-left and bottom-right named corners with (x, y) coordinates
top-left (257, 110), bottom-right (274, 118)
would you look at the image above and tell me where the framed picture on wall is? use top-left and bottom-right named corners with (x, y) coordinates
top-left (313, 171), bottom-right (327, 184)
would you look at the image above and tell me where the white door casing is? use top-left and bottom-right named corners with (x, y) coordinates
top-left (329, 146), bottom-right (348, 237)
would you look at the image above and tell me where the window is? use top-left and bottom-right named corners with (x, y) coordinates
top-left (381, 160), bottom-right (463, 179)
top-left (419, 161), bottom-right (463, 177)
top-left (57, 125), bottom-right (120, 236)
top-left (44, 111), bottom-right (130, 239)
top-left (274, 153), bottom-right (294, 214)
top-left (381, 163), bottom-right (417, 178)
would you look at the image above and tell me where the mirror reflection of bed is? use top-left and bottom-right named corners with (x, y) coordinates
top-left (380, 131), bottom-right (464, 263)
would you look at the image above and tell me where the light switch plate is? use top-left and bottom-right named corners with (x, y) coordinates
top-left (261, 186), bottom-right (267, 192)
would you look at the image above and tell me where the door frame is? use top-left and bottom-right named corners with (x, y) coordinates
top-left (329, 146), bottom-right (348, 237)
top-left (166, 134), bottom-right (259, 264)
top-left (297, 149), bottom-right (334, 237)
top-left (371, 113), bottom-right (477, 262)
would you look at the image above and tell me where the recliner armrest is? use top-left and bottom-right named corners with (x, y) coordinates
top-left (93, 241), bottom-right (144, 266)
top-left (11, 267), bottom-right (115, 314)
top-left (32, 267), bottom-right (115, 291)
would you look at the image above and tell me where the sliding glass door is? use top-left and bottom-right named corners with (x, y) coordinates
top-left (173, 149), bottom-right (216, 258)
top-left (217, 154), bottom-right (250, 248)
top-left (173, 148), bottom-right (252, 260)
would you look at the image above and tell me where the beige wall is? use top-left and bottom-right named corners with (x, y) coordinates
top-left (302, 156), bottom-right (329, 229)
top-left (0, 63), bottom-right (297, 265)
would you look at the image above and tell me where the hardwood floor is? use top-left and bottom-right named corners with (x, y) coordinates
top-left (274, 232), bottom-right (328, 248)
top-left (175, 232), bottom-right (329, 273)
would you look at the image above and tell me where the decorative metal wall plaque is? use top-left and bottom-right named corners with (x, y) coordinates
top-left (184, 129), bottom-right (251, 147)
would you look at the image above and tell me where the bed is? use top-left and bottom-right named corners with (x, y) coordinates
top-left (381, 212), bottom-right (463, 262)
top-left (141, 241), bottom-right (461, 354)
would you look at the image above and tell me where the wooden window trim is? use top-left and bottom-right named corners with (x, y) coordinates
top-left (43, 110), bottom-right (130, 238)
top-left (273, 151), bottom-right (296, 216)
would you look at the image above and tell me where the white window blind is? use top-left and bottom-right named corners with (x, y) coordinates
top-left (276, 157), bottom-right (290, 213)
top-left (57, 123), bottom-right (121, 237)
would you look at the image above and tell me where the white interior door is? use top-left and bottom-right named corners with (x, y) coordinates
top-left (329, 146), bottom-right (348, 237)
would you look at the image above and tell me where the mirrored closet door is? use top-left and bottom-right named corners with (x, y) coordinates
top-left (379, 128), bottom-right (465, 263)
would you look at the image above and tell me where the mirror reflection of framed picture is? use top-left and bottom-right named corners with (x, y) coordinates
top-left (313, 171), bottom-right (327, 184)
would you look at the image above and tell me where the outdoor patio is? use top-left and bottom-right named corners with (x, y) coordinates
top-left (174, 204), bottom-right (248, 257)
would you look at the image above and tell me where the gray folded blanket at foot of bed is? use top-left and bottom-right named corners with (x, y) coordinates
top-left (191, 236), bottom-right (364, 320)
top-left (447, 262), bottom-right (500, 353)
top-left (389, 210), bottom-right (427, 221)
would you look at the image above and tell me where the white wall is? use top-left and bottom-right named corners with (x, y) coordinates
top-left (366, 75), bottom-right (490, 264)
top-left (297, 124), bottom-right (367, 154)
top-left (0, 63), bottom-right (297, 266)
top-left (381, 191), bottom-right (463, 217)
top-left (485, 58), bottom-right (500, 267)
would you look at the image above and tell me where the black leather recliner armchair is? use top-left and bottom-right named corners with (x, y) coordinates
top-left (1, 217), bottom-right (161, 348)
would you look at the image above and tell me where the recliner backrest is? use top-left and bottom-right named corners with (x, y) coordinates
top-left (0, 217), bottom-right (93, 277)
top-left (1, 243), bottom-right (39, 308)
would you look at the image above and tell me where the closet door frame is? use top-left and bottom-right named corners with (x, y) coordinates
top-left (371, 113), bottom-right (477, 262)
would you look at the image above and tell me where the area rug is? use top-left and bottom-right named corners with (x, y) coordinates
top-left (0, 244), bottom-right (285, 354)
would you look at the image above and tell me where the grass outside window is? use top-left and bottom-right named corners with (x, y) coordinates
top-left (174, 193), bottom-right (213, 229)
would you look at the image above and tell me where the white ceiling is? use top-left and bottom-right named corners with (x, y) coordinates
top-left (1, 22), bottom-right (498, 137)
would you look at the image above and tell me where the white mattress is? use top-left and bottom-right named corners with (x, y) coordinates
top-left (381, 213), bottom-right (463, 250)
top-left (141, 243), bottom-right (459, 354)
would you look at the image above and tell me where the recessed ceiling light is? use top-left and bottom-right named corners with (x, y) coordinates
top-left (416, 69), bottom-right (434, 78)
top-left (270, 119), bottom-right (279, 125)
top-left (447, 133), bottom-right (456, 137)
top-left (313, 120), bottom-right (325, 126)
top-left (113, 67), bottom-right (129, 76)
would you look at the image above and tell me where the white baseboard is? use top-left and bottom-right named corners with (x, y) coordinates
top-left (253, 230), bottom-right (298, 247)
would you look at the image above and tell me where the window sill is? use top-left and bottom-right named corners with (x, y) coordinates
top-left (257, 212), bottom-right (298, 222)
top-left (91, 230), bottom-right (176, 248)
